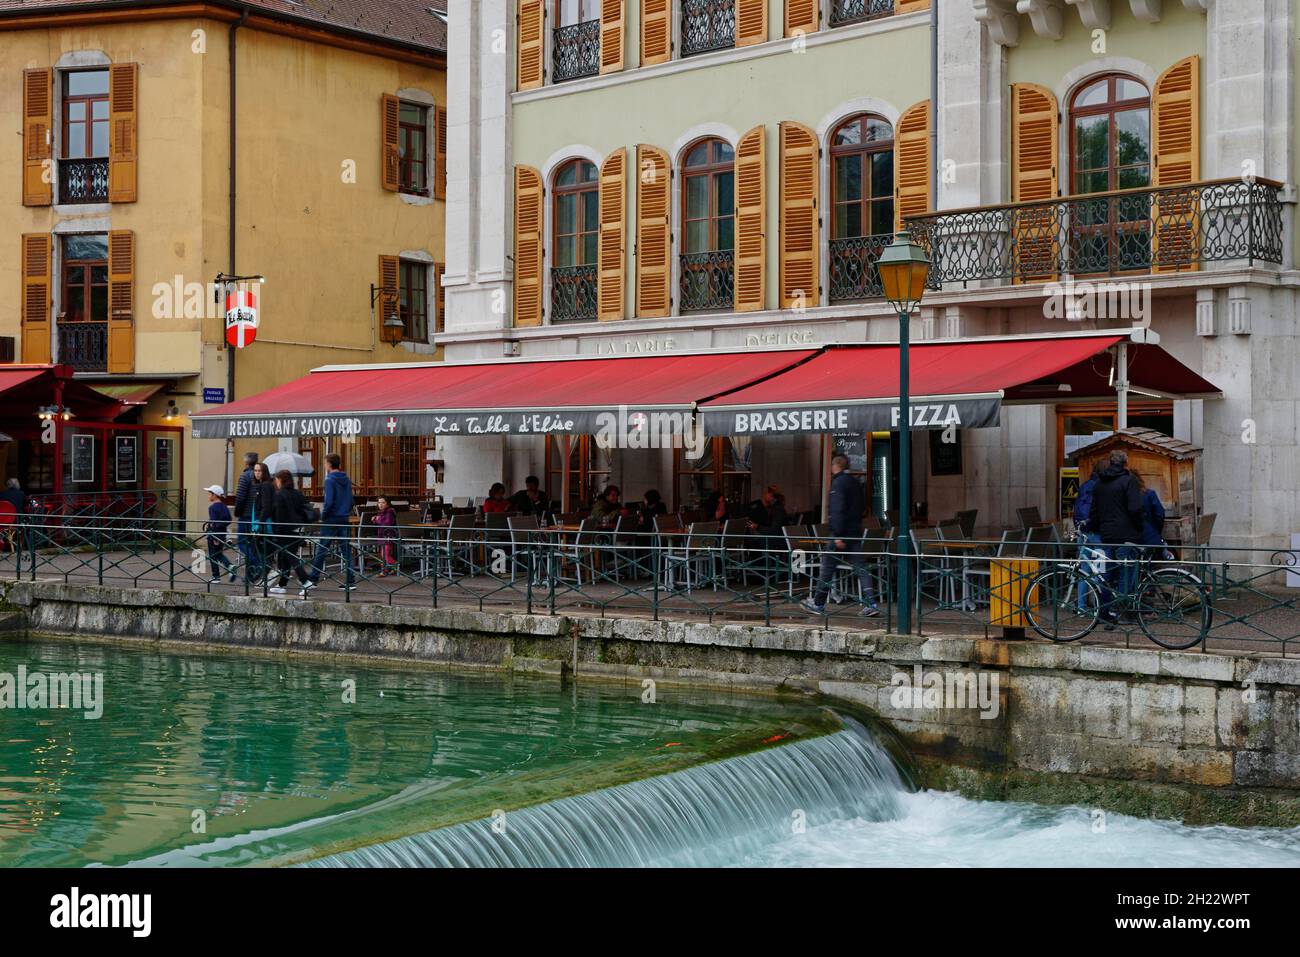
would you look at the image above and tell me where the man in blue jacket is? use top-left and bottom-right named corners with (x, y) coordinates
top-left (304, 453), bottom-right (354, 595)
top-left (802, 454), bottom-right (879, 618)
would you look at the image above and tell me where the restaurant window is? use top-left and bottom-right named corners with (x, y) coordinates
top-left (60, 69), bottom-right (109, 204)
top-left (674, 436), bottom-right (751, 513)
top-left (680, 137), bottom-right (735, 312)
top-left (551, 159), bottom-right (599, 322)
top-left (399, 260), bottom-right (429, 342)
top-left (828, 113), bottom-right (894, 302)
top-left (329, 436), bottom-right (428, 500)
top-left (398, 101), bottom-right (429, 195)
top-left (59, 234), bottom-right (109, 373)
top-left (546, 435), bottom-right (613, 512)
top-left (1069, 74), bottom-right (1151, 273)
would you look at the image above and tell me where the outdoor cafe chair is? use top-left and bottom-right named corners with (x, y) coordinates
top-left (717, 518), bottom-right (754, 588)
top-left (554, 517), bottom-right (600, 588)
top-left (430, 513), bottom-right (479, 580)
top-left (782, 524), bottom-right (816, 599)
top-left (955, 509), bottom-right (979, 539)
top-left (507, 515), bottom-right (544, 584)
top-left (912, 527), bottom-right (958, 607)
top-left (661, 520), bottom-right (718, 594)
top-left (1017, 505), bottom-right (1044, 531)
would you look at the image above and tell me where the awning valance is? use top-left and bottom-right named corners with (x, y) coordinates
top-left (698, 333), bottom-right (1220, 435)
top-left (190, 350), bottom-right (817, 440)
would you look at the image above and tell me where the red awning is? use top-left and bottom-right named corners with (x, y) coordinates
top-left (191, 349), bottom-right (818, 439)
top-left (699, 334), bottom-right (1220, 435)
top-left (0, 365), bottom-right (125, 422)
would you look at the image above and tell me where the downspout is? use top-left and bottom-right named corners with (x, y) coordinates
top-left (225, 9), bottom-right (248, 490)
top-left (929, 0), bottom-right (938, 208)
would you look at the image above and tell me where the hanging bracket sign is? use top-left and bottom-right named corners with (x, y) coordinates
top-left (225, 288), bottom-right (259, 348)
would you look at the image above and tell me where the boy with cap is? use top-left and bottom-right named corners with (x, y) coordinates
top-left (204, 485), bottom-right (236, 584)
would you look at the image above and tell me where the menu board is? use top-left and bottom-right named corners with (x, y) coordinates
top-left (154, 437), bottom-right (174, 483)
top-left (72, 434), bottom-right (95, 484)
top-left (831, 433), bottom-right (867, 473)
top-left (115, 436), bottom-right (138, 485)
top-left (929, 429), bottom-right (963, 476)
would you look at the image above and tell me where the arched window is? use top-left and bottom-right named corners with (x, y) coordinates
top-left (828, 114), bottom-right (893, 302)
top-left (680, 137), bottom-right (735, 311)
top-left (551, 159), bottom-right (598, 321)
top-left (1069, 74), bottom-right (1151, 272)
top-left (1070, 74), bottom-right (1150, 194)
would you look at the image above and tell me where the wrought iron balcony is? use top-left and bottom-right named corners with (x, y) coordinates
top-left (681, 0), bottom-right (736, 57)
top-left (58, 322), bottom-right (108, 373)
top-left (59, 158), bottom-right (109, 204)
top-left (828, 233), bottom-right (893, 302)
top-left (552, 19), bottom-right (601, 83)
top-left (830, 0), bottom-right (895, 27)
top-left (679, 250), bottom-right (735, 312)
top-left (551, 264), bottom-right (598, 322)
top-left (905, 178), bottom-right (1285, 287)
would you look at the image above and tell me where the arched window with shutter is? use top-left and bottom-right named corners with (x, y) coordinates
top-left (551, 158), bottom-right (600, 322)
top-left (828, 113), bottom-right (893, 302)
top-left (679, 137), bottom-right (735, 312)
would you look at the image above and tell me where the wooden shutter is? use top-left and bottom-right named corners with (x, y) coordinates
top-left (513, 165), bottom-right (544, 327)
top-left (22, 69), bottom-right (52, 207)
top-left (381, 93), bottom-right (401, 191)
top-left (434, 105), bottom-right (448, 200)
top-left (1152, 55), bottom-right (1200, 273)
top-left (600, 0), bottom-right (625, 74)
top-left (1010, 82), bottom-right (1060, 282)
top-left (20, 234), bottom-right (51, 364)
top-left (779, 121), bottom-right (819, 309)
top-left (598, 148), bottom-right (627, 321)
top-left (734, 126), bottom-right (767, 312)
top-left (897, 0), bottom-right (931, 13)
top-left (108, 63), bottom-right (138, 203)
top-left (433, 262), bottom-right (446, 333)
top-left (894, 99), bottom-right (931, 231)
top-left (736, 0), bottom-right (768, 47)
top-left (784, 0), bottom-right (818, 37)
top-left (635, 145), bottom-right (671, 317)
top-left (641, 0), bottom-right (671, 66)
top-left (107, 230), bottom-right (135, 373)
top-left (518, 0), bottom-right (545, 90)
top-left (378, 255), bottom-right (400, 341)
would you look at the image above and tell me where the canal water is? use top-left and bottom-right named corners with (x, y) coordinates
top-left (2, 637), bottom-right (1298, 868)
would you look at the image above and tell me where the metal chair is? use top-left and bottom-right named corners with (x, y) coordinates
top-left (782, 524), bottom-right (816, 598)
top-left (955, 509), bottom-right (978, 539)
top-left (1016, 505), bottom-right (1044, 531)
top-left (661, 521), bottom-right (718, 594)
top-left (554, 517), bottom-right (600, 587)
top-left (507, 514), bottom-right (543, 584)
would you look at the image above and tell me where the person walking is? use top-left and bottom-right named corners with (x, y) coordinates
top-left (1134, 472), bottom-right (1170, 559)
top-left (203, 484), bottom-right (236, 584)
top-left (305, 453), bottom-right (354, 595)
top-left (233, 452), bottom-right (259, 583)
top-left (247, 462), bottom-right (276, 587)
top-left (1091, 449), bottom-right (1146, 624)
top-left (802, 455), bottom-right (879, 618)
top-left (268, 471), bottom-right (314, 594)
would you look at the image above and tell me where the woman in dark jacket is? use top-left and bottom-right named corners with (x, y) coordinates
top-left (268, 470), bottom-right (312, 593)
top-left (246, 462), bottom-right (276, 585)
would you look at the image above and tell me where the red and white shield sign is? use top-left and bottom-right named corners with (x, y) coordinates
top-left (225, 290), bottom-right (259, 348)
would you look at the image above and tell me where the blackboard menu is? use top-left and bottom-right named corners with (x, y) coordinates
top-left (154, 437), bottom-right (174, 483)
top-left (929, 429), bottom-right (963, 476)
top-left (832, 433), bottom-right (867, 473)
top-left (72, 434), bottom-right (95, 484)
top-left (115, 436), bottom-right (138, 485)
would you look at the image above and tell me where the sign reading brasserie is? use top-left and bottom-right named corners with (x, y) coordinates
top-left (702, 397), bottom-right (1001, 436)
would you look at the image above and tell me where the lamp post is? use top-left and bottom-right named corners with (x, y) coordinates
top-left (876, 231), bottom-right (931, 634)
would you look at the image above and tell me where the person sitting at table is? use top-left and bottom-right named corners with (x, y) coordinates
top-left (589, 485), bottom-right (622, 525)
top-left (509, 475), bottom-right (548, 517)
top-left (636, 489), bottom-right (668, 535)
top-left (482, 483), bottom-right (511, 514)
top-left (745, 485), bottom-right (788, 537)
top-left (702, 490), bottom-right (729, 523)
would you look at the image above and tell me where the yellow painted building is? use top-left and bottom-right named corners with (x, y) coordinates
top-left (0, 0), bottom-right (447, 518)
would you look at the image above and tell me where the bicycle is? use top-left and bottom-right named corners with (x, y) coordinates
top-left (1022, 532), bottom-right (1212, 649)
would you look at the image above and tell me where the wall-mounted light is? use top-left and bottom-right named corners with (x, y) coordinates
top-left (163, 400), bottom-right (180, 421)
top-left (37, 405), bottom-right (73, 421)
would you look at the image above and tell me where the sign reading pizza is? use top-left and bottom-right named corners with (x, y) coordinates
top-left (225, 289), bottom-right (259, 348)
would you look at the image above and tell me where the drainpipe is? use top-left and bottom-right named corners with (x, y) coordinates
top-left (225, 9), bottom-right (248, 490)
top-left (929, 0), bottom-right (938, 207)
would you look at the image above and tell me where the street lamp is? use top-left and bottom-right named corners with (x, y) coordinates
top-left (876, 230), bottom-right (931, 634)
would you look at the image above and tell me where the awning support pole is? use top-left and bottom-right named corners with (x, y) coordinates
top-left (1115, 341), bottom-right (1130, 430)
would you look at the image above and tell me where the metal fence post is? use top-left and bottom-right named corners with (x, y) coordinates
top-left (168, 531), bottom-right (175, 589)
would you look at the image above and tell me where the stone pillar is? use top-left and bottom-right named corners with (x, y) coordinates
top-left (936, 0), bottom-right (1005, 211)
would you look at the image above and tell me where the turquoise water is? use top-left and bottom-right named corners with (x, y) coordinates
top-left (2, 636), bottom-right (1298, 868)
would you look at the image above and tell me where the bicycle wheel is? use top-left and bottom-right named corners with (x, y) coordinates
top-left (1025, 569), bottom-right (1099, 642)
top-left (1135, 568), bottom-right (1210, 650)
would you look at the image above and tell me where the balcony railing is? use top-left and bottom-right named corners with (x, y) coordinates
top-left (552, 19), bottom-right (601, 83)
top-left (681, 0), bottom-right (736, 57)
top-left (59, 158), bottom-right (109, 204)
top-left (551, 264), bottom-right (598, 322)
top-left (830, 0), bottom-right (895, 27)
top-left (905, 179), bottom-right (1286, 287)
top-left (680, 250), bottom-right (735, 312)
top-left (58, 322), bottom-right (108, 373)
top-left (828, 233), bottom-right (893, 302)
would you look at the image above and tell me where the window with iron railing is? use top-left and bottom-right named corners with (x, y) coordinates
top-left (681, 0), bottom-right (736, 57)
top-left (59, 233), bottom-right (109, 372)
top-left (60, 69), bottom-right (109, 204)
top-left (830, 0), bottom-right (895, 27)
top-left (552, 159), bottom-right (599, 322)
top-left (679, 138), bottom-right (735, 311)
top-left (552, 19), bottom-right (601, 82)
top-left (829, 114), bottom-right (895, 302)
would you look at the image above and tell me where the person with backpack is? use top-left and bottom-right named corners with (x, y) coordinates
top-left (268, 470), bottom-right (315, 594)
top-left (1091, 450), bottom-right (1146, 624)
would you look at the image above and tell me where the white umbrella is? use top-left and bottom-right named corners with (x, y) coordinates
top-left (261, 451), bottom-right (315, 477)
